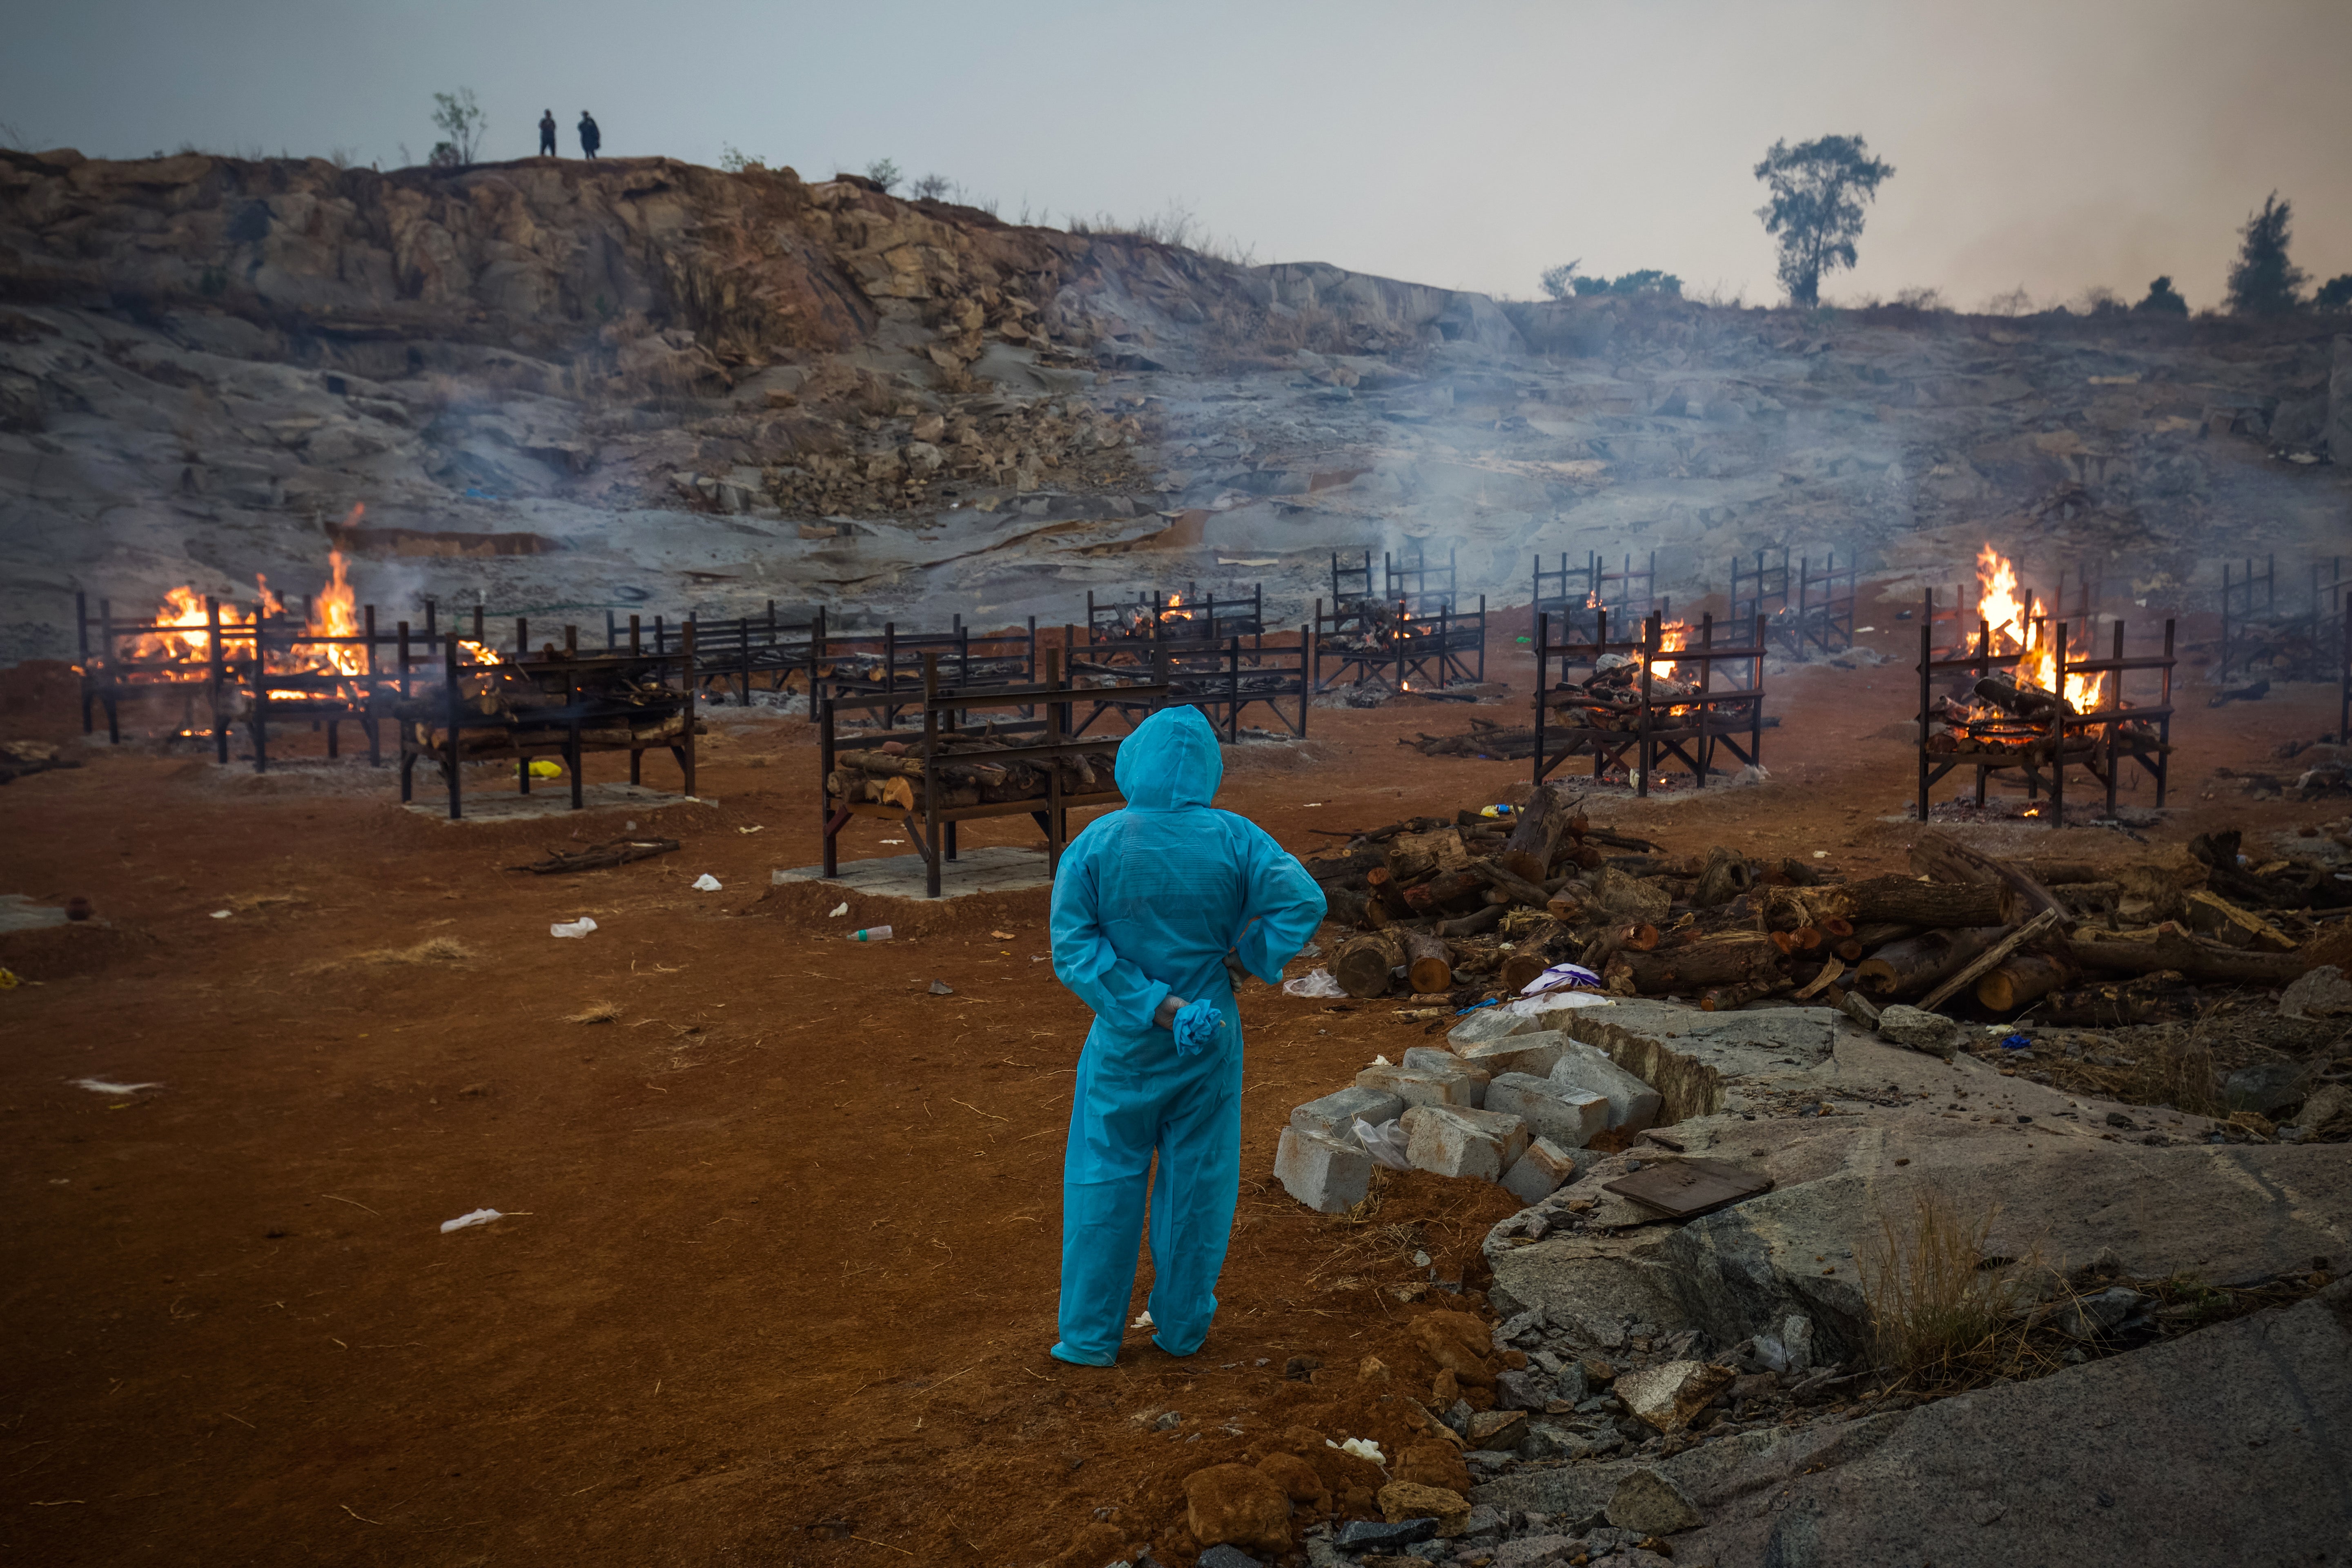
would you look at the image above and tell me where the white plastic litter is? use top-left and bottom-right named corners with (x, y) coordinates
top-left (1371, 1053), bottom-right (1391, 1067)
top-left (828, 902), bottom-right (849, 918)
top-left (440, 1209), bottom-right (504, 1233)
top-left (1131, 1310), bottom-right (1155, 1329)
top-left (71, 1078), bottom-right (160, 1094)
top-left (209, 910), bottom-right (232, 919)
top-left (1519, 962), bottom-right (1601, 997)
top-left (550, 917), bottom-right (598, 939)
top-left (1281, 968), bottom-right (1348, 998)
top-left (1354, 1117), bottom-right (1413, 1172)
top-left (692, 873), bottom-right (722, 891)
top-left (1330, 1437), bottom-right (1386, 1466)
top-left (1507, 990), bottom-right (1615, 1019)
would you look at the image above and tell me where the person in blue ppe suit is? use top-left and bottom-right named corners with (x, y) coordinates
top-left (1049, 704), bottom-right (1325, 1366)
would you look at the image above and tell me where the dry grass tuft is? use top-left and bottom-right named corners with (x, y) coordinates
top-left (1860, 1187), bottom-right (2047, 1393)
top-left (565, 1000), bottom-right (623, 1025)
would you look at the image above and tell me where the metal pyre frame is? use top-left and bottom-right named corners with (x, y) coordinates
top-left (1726, 548), bottom-right (1858, 658)
top-left (811, 617), bottom-right (1040, 728)
top-left (1532, 549), bottom-right (1661, 644)
top-left (1314, 548), bottom-right (1487, 693)
top-left (818, 650), bottom-right (1167, 899)
top-left (1913, 590), bottom-right (2177, 826)
top-left (1530, 608), bottom-right (1767, 797)
top-left (2217, 554), bottom-right (2351, 685)
top-left (396, 624), bottom-right (699, 820)
top-left (1067, 626), bottom-right (1313, 742)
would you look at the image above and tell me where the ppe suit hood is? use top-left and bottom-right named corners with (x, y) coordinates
top-left (1113, 705), bottom-right (1222, 808)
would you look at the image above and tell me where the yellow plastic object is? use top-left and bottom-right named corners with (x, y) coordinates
top-left (518, 759), bottom-right (565, 778)
top-left (0, 967), bottom-right (18, 990)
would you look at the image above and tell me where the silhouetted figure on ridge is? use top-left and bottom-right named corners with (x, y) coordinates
top-left (538, 110), bottom-right (557, 158)
top-left (577, 112), bottom-right (601, 161)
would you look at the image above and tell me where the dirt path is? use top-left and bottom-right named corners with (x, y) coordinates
top-left (1, 604), bottom-right (2341, 1566)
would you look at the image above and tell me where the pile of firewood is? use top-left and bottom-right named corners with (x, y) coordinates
top-left (826, 734), bottom-right (1116, 811)
top-left (1303, 783), bottom-right (2349, 1022)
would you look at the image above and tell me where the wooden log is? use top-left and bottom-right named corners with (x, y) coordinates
top-left (1854, 925), bottom-right (2009, 998)
top-left (1791, 875), bottom-right (2007, 929)
top-left (1323, 886), bottom-right (1373, 929)
top-left (1909, 831), bottom-right (2069, 924)
top-left (1690, 846), bottom-right (1753, 909)
top-left (2040, 971), bottom-right (2204, 1027)
top-left (1498, 950), bottom-right (1550, 993)
top-left (1919, 909), bottom-right (2065, 1011)
top-left (1499, 780), bottom-right (1581, 885)
top-left (1402, 868), bottom-right (1490, 916)
top-left (1974, 951), bottom-right (2080, 1013)
top-left (1470, 858), bottom-right (1552, 908)
top-left (1303, 845), bottom-right (1388, 885)
top-left (1387, 828), bottom-right (1470, 882)
top-left (2063, 927), bottom-right (2306, 987)
top-left (1702, 977), bottom-right (1793, 1011)
top-left (2016, 859), bottom-right (2106, 886)
top-left (1622, 933), bottom-right (1780, 992)
top-left (1333, 930), bottom-right (1406, 998)
top-left (1435, 904), bottom-right (1504, 939)
top-left (1401, 931), bottom-right (1456, 995)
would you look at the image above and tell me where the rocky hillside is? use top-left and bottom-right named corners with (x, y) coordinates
top-left (2, 146), bottom-right (2347, 658)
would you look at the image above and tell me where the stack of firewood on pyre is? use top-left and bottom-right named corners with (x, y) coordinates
top-left (1924, 668), bottom-right (2163, 762)
top-left (394, 650), bottom-right (696, 756)
top-left (1403, 651), bottom-right (1756, 759)
top-left (826, 732), bottom-right (1117, 813)
top-left (1302, 782), bottom-right (2349, 1024)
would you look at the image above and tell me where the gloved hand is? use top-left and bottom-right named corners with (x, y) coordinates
top-left (1170, 997), bottom-right (1227, 1056)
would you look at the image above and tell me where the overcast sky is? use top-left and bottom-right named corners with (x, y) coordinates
top-left (7, 0), bottom-right (2347, 311)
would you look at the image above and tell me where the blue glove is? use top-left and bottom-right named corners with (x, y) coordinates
top-left (1170, 997), bottom-right (1227, 1056)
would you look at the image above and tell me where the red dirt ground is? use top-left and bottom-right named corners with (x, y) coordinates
top-left (1, 596), bottom-right (2343, 1566)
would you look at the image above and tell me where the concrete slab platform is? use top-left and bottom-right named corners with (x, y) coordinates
top-left (771, 844), bottom-right (1053, 901)
top-left (401, 782), bottom-right (710, 822)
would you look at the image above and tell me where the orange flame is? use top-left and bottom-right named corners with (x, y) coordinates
top-left (1973, 545), bottom-right (2105, 710)
top-left (1646, 619), bottom-right (1688, 681)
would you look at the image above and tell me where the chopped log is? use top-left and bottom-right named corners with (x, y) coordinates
top-left (2040, 971), bottom-right (2204, 1026)
top-left (2064, 927), bottom-right (2306, 987)
top-left (1387, 828), bottom-right (1470, 882)
top-left (1850, 922), bottom-right (1920, 949)
top-left (1789, 875), bottom-right (2007, 929)
top-left (1499, 781), bottom-right (1582, 884)
top-left (1623, 933), bottom-right (1781, 992)
top-left (1470, 858), bottom-right (1552, 908)
top-left (1303, 845), bottom-right (1388, 885)
top-left (1691, 846), bottom-right (1754, 909)
top-left (1702, 977), bottom-right (1793, 1011)
top-left (1333, 930), bottom-right (1406, 998)
top-left (1776, 856), bottom-right (1827, 887)
top-left (1854, 925), bottom-right (2010, 998)
top-left (2182, 890), bottom-right (2296, 952)
top-left (1918, 909), bottom-right (2065, 1011)
top-left (2016, 859), bottom-right (2105, 886)
top-left (1974, 951), bottom-right (2080, 1013)
top-left (1498, 950), bottom-right (1550, 993)
top-left (1835, 939), bottom-right (1864, 962)
top-left (1323, 887), bottom-right (1373, 929)
top-left (1793, 959), bottom-right (1846, 1000)
top-left (1909, 831), bottom-right (2069, 924)
top-left (1435, 904), bottom-right (1504, 939)
top-left (1402, 867), bottom-right (1491, 916)
top-left (1401, 931), bottom-right (1455, 996)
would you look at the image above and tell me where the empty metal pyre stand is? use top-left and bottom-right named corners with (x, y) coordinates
top-left (1530, 608), bottom-right (1767, 797)
top-left (1913, 590), bottom-right (2176, 826)
top-left (818, 650), bottom-right (1167, 899)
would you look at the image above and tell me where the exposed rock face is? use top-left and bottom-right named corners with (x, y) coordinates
top-left (2, 147), bottom-right (2347, 659)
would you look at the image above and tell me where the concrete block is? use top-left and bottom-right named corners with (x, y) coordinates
top-left (1454, 1027), bottom-right (1573, 1080)
top-left (1290, 1085), bottom-right (1405, 1146)
top-left (1500, 1138), bottom-right (1581, 1205)
top-left (1548, 1041), bottom-right (1662, 1131)
top-left (1276, 1125), bottom-right (1373, 1214)
top-left (1402, 1105), bottom-right (1532, 1181)
top-left (1400, 1047), bottom-right (1492, 1107)
top-left (1447, 1007), bottom-right (1539, 1049)
top-left (1358, 1063), bottom-right (1483, 1111)
top-left (1484, 1073), bottom-right (1610, 1149)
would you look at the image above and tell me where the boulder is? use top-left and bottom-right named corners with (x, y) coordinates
top-left (1274, 1126), bottom-right (1372, 1214)
top-left (1376, 1481), bottom-right (1469, 1528)
top-left (1183, 1463), bottom-right (1292, 1555)
top-left (1615, 1360), bottom-right (1735, 1432)
top-left (1359, 1064), bottom-right (1485, 1111)
top-left (1289, 1085), bottom-right (1405, 1145)
top-left (1605, 1468), bottom-right (1702, 1535)
top-left (1499, 1137), bottom-right (1581, 1205)
top-left (1876, 1004), bottom-right (1963, 1057)
top-left (1557, 1000), bottom-right (1838, 1123)
top-left (1455, 1028), bottom-right (1575, 1080)
top-left (2279, 964), bottom-right (2352, 1020)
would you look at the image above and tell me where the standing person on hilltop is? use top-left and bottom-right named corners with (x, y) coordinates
top-left (577, 111), bottom-right (601, 161)
top-left (538, 110), bottom-right (557, 158)
top-left (1046, 705), bottom-right (1325, 1368)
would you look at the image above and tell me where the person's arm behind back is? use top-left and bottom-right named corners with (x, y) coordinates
top-left (1227, 816), bottom-right (1327, 983)
top-left (1050, 834), bottom-right (1171, 1036)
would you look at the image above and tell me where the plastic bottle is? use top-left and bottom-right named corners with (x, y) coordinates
top-left (850, 925), bottom-right (894, 942)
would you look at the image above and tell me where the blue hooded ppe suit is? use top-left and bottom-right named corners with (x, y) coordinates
top-left (1049, 705), bottom-right (1326, 1365)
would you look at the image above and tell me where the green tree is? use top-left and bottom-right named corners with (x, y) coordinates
top-left (2225, 193), bottom-right (2306, 314)
top-left (864, 157), bottom-right (901, 194)
top-left (430, 88), bottom-right (486, 166)
top-left (2311, 274), bottom-right (2352, 312)
top-left (1753, 134), bottom-right (1894, 307)
top-left (2133, 275), bottom-right (2189, 315)
top-left (1539, 260), bottom-right (1582, 301)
